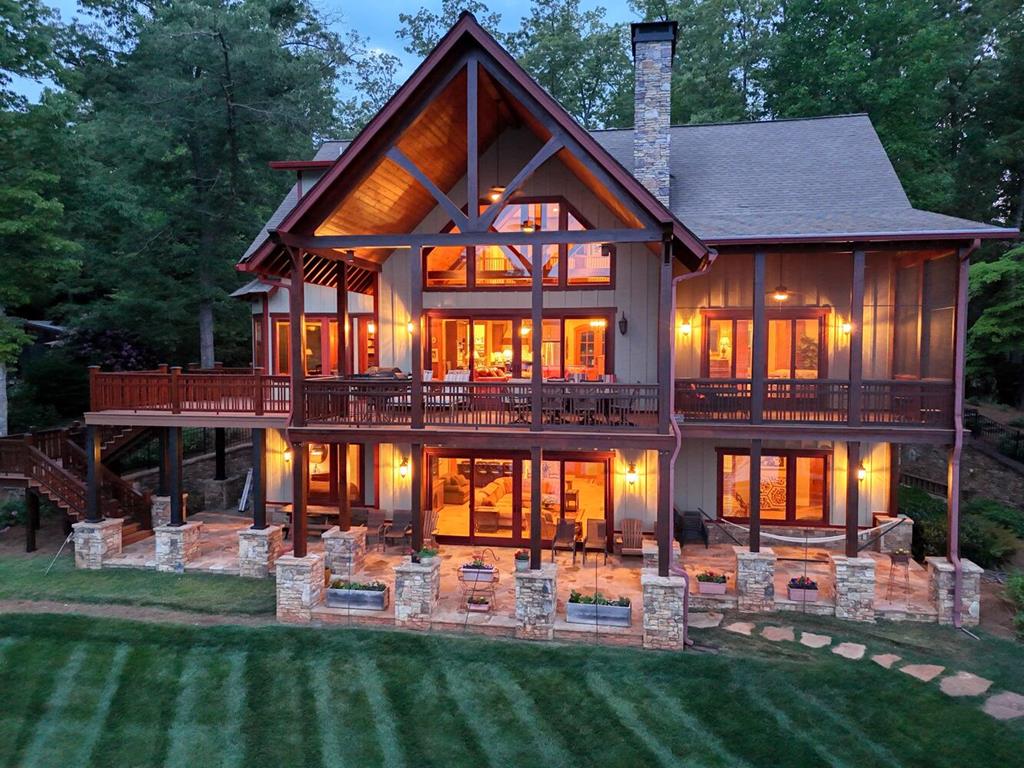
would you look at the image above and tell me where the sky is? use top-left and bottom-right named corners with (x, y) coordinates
top-left (14, 0), bottom-right (639, 101)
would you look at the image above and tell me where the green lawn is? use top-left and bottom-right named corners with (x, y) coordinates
top-left (0, 611), bottom-right (1022, 768)
top-left (0, 554), bottom-right (275, 616)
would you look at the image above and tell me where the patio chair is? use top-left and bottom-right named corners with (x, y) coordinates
top-left (582, 519), bottom-right (607, 565)
top-left (502, 378), bottom-right (531, 423)
top-left (425, 369), bottom-right (471, 411)
top-left (573, 393), bottom-right (601, 425)
top-left (614, 518), bottom-right (644, 557)
top-left (382, 508), bottom-right (413, 551)
top-left (550, 519), bottom-right (577, 564)
top-left (607, 387), bottom-right (637, 426)
top-left (365, 507), bottom-right (390, 551)
top-left (541, 387), bottom-right (565, 424)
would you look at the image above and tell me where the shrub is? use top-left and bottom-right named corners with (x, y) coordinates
top-left (1006, 572), bottom-right (1024, 639)
top-left (0, 498), bottom-right (25, 528)
top-left (964, 499), bottom-right (1024, 538)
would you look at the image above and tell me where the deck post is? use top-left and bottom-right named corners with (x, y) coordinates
top-left (338, 442), bottom-right (351, 531)
top-left (157, 427), bottom-right (170, 496)
top-left (291, 441), bottom-right (308, 557)
top-left (749, 439), bottom-right (761, 553)
top-left (411, 443), bottom-right (423, 550)
top-left (170, 366), bottom-right (182, 414)
top-left (658, 237), bottom-right (672, 433)
top-left (214, 427), bottom-right (226, 480)
top-left (251, 428), bottom-right (267, 530)
top-left (411, 249), bottom-right (424, 430)
top-left (530, 243), bottom-right (543, 429)
top-left (848, 249), bottom-right (865, 426)
top-left (168, 426), bottom-right (184, 526)
top-left (751, 249), bottom-right (766, 424)
top-left (337, 259), bottom-right (349, 377)
top-left (25, 489), bottom-right (39, 552)
top-left (846, 441), bottom-right (861, 557)
top-left (530, 446), bottom-right (542, 568)
top-left (288, 247), bottom-right (306, 428)
top-left (85, 424), bottom-right (102, 523)
top-left (657, 448), bottom-right (672, 576)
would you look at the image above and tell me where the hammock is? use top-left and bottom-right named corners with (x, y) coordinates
top-left (715, 517), bottom-right (906, 545)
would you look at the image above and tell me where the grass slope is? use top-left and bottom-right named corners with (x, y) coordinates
top-left (0, 613), bottom-right (1021, 768)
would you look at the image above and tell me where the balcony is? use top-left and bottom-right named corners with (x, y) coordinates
top-left (674, 378), bottom-right (954, 428)
top-left (89, 367), bottom-right (290, 415)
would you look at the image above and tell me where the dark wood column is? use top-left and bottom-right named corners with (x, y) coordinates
top-left (749, 439), bottom-right (762, 553)
top-left (251, 428), bottom-right (267, 530)
top-left (410, 443), bottom-right (423, 550)
top-left (948, 248), bottom-right (971, 561)
top-left (657, 448), bottom-right (672, 576)
top-left (25, 490), bottom-right (39, 552)
top-left (658, 238), bottom-right (673, 433)
top-left (85, 424), bottom-right (102, 523)
top-left (530, 243), bottom-right (543, 429)
top-left (751, 249), bottom-right (766, 424)
top-left (157, 427), bottom-right (170, 495)
top-left (169, 426), bottom-right (184, 526)
top-left (337, 442), bottom-right (351, 531)
top-left (848, 249), bottom-right (866, 426)
top-left (336, 260), bottom-right (349, 376)
top-left (530, 446), bottom-right (542, 568)
top-left (846, 441), bottom-right (861, 557)
top-left (214, 427), bottom-right (226, 481)
top-left (291, 441), bottom-right (308, 557)
top-left (410, 249), bottom-right (424, 430)
top-left (288, 248), bottom-right (307, 428)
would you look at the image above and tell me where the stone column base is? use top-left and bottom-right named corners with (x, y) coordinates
top-left (150, 494), bottom-right (188, 528)
top-left (831, 554), bottom-right (876, 622)
top-left (322, 526), bottom-right (367, 579)
top-left (641, 569), bottom-right (688, 650)
top-left (238, 525), bottom-right (284, 578)
top-left (72, 519), bottom-right (124, 569)
top-left (276, 554), bottom-right (325, 623)
top-left (735, 546), bottom-right (776, 612)
top-left (515, 564), bottom-right (557, 641)
top-left (154, 521), bottom-right (203, 573)
top-left (875, 514), bottom-right (913, 554)
top-left (927, 556), bottom-right (983, 626)
top-left (394, 558), bottom-right (441, 629)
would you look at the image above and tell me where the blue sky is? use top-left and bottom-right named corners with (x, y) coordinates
top-left (14, 0), bottom-right (638, 100)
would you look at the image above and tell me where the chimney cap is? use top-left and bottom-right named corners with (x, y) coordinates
top-left (630, 20), bottom-right (678, 58)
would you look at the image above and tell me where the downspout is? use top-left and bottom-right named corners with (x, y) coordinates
top-left (668, 248), bottom-right (718, 644)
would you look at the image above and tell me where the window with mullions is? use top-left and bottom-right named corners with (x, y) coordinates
top-left (423, 197), bottom-right (614, 290)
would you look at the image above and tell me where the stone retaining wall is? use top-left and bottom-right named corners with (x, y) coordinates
top-left (238, 525), bottom-right (284, 578)
top-left (72, 519), bottom-right (123, 569)
top-left (927, 556), bottom-right (983, 626)
top-left (276, 554), bottom-right (325, 623)
top-left (154, 521), bottom-right (203, 573)
top-left (735, 547), bottom-right (776, 612)
top-left (831, 554), bottom-right (876, 622)
top-left (322, 526), bottom-right (367, 579)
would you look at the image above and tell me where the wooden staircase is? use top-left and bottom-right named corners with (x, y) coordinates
top-left (0, 427), bottom-right (153, 544)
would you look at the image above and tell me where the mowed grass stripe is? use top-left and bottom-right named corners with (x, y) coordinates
top-left (221, 651), bottom-right (248, 768)
top-left (162, 649), bottom-right (209, 768)
top-left (308, 659), bottom-right (347, 768)
top-left (438, 662), bottom-right (521, 768)
top-left (18, 644), bottom-right (89, 768)
top-left (67, 643), bottom-right (130, 768)
top-left (353, 655), bottom-right (406, 768)
top-left (484, 666), bottom-right (575, 767)
top-left (789, 687), bottom-right (902, 768)
top-left (645, 685), bottom-right (755, 768)
top-left (745, 683), bottom-right (851, 768)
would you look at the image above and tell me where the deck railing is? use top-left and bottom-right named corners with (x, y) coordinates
top-left (675, 378), bottom-right (953, 428)
top-left (90, 367), bottom-right (290, 415)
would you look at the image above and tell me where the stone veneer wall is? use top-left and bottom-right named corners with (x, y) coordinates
top-left (831, 554), bottom-right (876, 622)
top-left (734, 546), bottom-right (776, 612)
top-left (276, 554), bottom-right (325, 623)
top-left (150, 494), bottom-right (188, 528)
top-left (514, 564), bottom-right (558, 641)
top-left (874, 515), bottom-right (913, 553)
top-left (927, 556), bottom-right (983, 626)
top-left (125, 442), bottom-right (251, 513)
top-left (632, 32), bottom-right (673, 205)
top-left (393, 559), bottom-right (440, 629)
top-left (237, 525), bottom-right (284, 578)
top-left (322, 526), bottom-right (367, 579)
top-left (72, 519), bottom-right (123, 569)
top-left (154, 521), bottom-right (203, 573)
top-left (641, 570), bottom-right (688, 650)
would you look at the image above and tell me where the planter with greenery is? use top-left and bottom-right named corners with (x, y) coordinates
top-left (787, 576), bottom-right (818, 603)
top-left (566, 590), bottom-right (631, 627)
top-left (695, 570), bottom-right (728, 595)
top-left (514, 549), bottom-right (530, 572)
top-left (410, 547), bottom-right (438, 565)
top-left (459, 558), bottom-right (497, 582)
top-left (889, 547), bottom-right (911, 565)
top-left (326, 579), bottom-right (389, 610)
top-left (466, 595), bottom-right (491, 613)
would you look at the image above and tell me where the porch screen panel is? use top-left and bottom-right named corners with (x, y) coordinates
top-left (922, 255), bottom-right (956, 379)
top-left (893, 263), bottom-right (921, 377)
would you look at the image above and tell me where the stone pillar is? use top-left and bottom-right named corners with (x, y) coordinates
top-left (150, 493), bottom-right (188, 529)
top-left (831, 554), bottom-right (876, 622)
top-left (514, 564), bottom-right (557, 641)
top-left (875, 514), bottom-right (913, 554)
top-left (735, 546), bottom-right (776, 612)
top-left (393, 558), bottom-right (440, 630)
top-left (322, 525), bottom-right (367, 579)
top-left (927, 556), bottom-right (983, 626)
top-left (237, 525), bottom-right (284, 578)
top-left (641, 569), bottom-right (688, 650)
top-left (642, 539), bottom-right (658, 570)
top-left (154, 521), bottom-right (203, 573)
top-left (276, 553), bottom-right (325, 623)
top-left (72, 518), bottom-right (123, 569)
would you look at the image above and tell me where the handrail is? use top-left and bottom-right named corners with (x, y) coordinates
top-left (90, 367), bottom-right (289, 414)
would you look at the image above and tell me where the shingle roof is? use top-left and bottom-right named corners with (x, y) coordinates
top-left (240, 114), bottom-right (1012, 264)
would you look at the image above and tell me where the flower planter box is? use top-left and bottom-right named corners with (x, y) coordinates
top-left (566, 602), bottom-right (632, 628)
top-left (697, 580), bottom-right (728, 595)
top-left (514, 559), bottom-right (530, 573)
top-left (326, 586), bottom-right (389, 610)
top-left (466, 601), bottom-right (491, 613)
top-left (788, 586), bottom-right (819, 603)
top-left (459, 566), bottom-right (497, 583)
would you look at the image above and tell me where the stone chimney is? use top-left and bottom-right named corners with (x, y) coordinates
top-left (631, 21), bottom-right (677, 207)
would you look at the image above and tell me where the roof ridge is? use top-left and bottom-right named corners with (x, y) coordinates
top-left (588, 113), bottom-right (871, 133)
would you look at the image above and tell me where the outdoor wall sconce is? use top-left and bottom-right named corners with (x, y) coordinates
top-left (626, 463), bottom-right (639, 485)
top-left (678, 320), bottom-right (692, 335)
top-left (618, 313), bottom-right (628, 335)
top-left (283, 448), bottom-right (293, 463)
top-left (857, 463), bottom-right (867, 481)
top-left (367, 321), bottom-right (376, 335)
top-left (406, 320), bottom-right (416, 334)
top-left (840, 321), bottom-right (852, 335)
top-left (399, 457), bottom-right (409, 479)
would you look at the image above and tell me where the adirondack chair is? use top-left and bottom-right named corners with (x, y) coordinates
top-left (582, 518), bottom-right (608, 565)
top-left (614, 518), bottom-right (644, 557)
top-left (382, 508), bottom-right (413, 550)
top-left (422, 507), bottom-right (440, 549)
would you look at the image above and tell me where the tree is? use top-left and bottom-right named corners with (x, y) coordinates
top-left (397, 0), bottom-right (505, 59)
top-left (967, 245), bottom-right (1024, 405)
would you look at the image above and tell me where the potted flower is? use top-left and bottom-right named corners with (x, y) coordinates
top-left (566, 590), bottom-right (632, 627)
top-left (326, 579), bottom-right (390, 610)
top-left (459, 558), bottom-right (497, 582)
top-left (414, 546), bottom-right (439, 565)
top-left (695, 570), bottom-right (728, 595)
top-left (514, 549), bottom-right (530, 572)
top-left (787, 575), bottom-right (819, 603)
top-left (466, 595), bottom-right (491, 613)
top-left (889, 547), bottom-right (911, 565)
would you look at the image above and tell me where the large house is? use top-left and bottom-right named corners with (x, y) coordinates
top-left (12, 15), bottom-right (1017, 646)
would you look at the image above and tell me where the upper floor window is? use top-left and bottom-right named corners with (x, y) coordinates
top-left (423, 197), bottom-right (614, 290)
top-left (702, 309), bottom-right (827, 379)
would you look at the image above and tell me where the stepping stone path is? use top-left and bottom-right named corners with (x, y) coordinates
top-left (983, 691), bottom-right (1024, 721)
top-left (940, 672), bottom-right (993, 698)
top-left (761, 626), bottom-right (795, 642)
top-left (832, 642), bottom-right (865, 660)
top-left (688, 612), bottom-right (723, 629)
top-left (900, 664), bottom-right (945, 683)
top-left (723, 621), bottom-right (755, 636)
top-left (871, 653), bottom-right (901, 669)
top-left (799, 632), bottom-right (831, 649)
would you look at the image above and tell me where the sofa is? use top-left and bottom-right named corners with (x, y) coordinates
top-left (475, 476), bottom-right (515, 529)
top-left (442, 473), bottom-right (470, 504)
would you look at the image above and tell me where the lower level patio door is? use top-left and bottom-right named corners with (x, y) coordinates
top-left (308, 443), bottom-right (364, 507)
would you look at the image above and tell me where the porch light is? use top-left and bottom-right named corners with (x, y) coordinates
top-left (772, 285), bottom-right (790, 302)
top-left (367, 321), bottom-right (376, 335)
top-left (406, 320), bottom-right (416, 334)
top-left (626, 463), bottom-right (639, 485)
top-left (856, 463), bottom-right (867, 481)
top-left (398, 457), bottom-right (409, 479)
top-left (283, 448), bottom-right (293, 463)
top-left (521, 219), bottom-right (536, 233)
top-left (678, 320), bottom-right (692, 335)
top-left (487, 185), bottom-right (505, 202)
top-left (840, 321), bottom-right (852, 335)
top-left (519, 325), bottom-right (530, 336)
